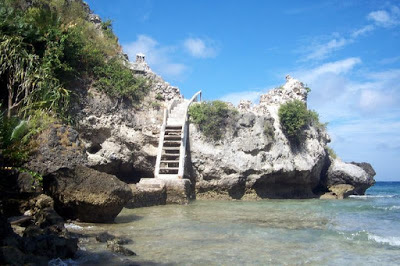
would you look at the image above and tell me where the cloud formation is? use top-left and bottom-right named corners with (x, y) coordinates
top-left (183, 37), bottom-right (219, 58)
top-left (301, 5), bottom-right (399, 62)
top-left (124, 35), bottom-right (187, 79)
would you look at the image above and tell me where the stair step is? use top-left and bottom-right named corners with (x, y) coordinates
top-left (160, 167), bottom-right (179, 170)
top-left (161, 154), bottom-right (179, 159)
top-left (163, 140), bottom-right (181, 145)
top-left (166, 125), bottom-right (182, 129)
top-left (161, 160), bottom-right (180, 163)
top-left (164, 135), bottom-right (181, 140)
top-left (162, 146), bottom-right (180, 150)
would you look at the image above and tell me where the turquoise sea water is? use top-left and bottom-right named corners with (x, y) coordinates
top-left (65, 182), bottom-right (400, 265)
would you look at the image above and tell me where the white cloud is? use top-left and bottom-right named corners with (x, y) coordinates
top-left (298, 57), bottom-right (361, 83)
top-left (367, 7), bottom-right (400, 27)
top-left (351, 25), bottom-right (375, 38)
top-left (359, 90), bottom-right (396, 111)
top-left (183, 38), bottom-right (219, 58)
top-left (124, 35), bottom-right (187, 79)
top-left (303, 38), bottom-right (349, 61)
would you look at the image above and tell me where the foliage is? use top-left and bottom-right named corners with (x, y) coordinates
top-left (151, 101), bottom-right (161, 109)
top-left (278, 100), bottom-right (326, 142)
top-left (326, 146), bottom-right (337, 159)
top-left (0, 0), bottom-right (148, 167)
top-left (188, 101), bottom-right (238, 141)
top-left (0, 107), bottom-right (56, 167)
top-left (155, 93), bottom-right (164, 101)
top-left (94, 58), bottom-right (149, 103)
top-left (305, 87), bottom-right (311, 93)
top-left (0, 0), bottom-right (145, 118)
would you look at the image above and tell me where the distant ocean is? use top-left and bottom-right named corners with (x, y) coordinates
top-left (60, 182), bottom-right (400, 265)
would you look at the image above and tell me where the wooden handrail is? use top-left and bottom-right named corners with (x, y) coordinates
top-left (177, 90), bottom-right (202, 178)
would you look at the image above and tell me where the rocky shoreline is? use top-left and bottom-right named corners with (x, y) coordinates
top-left (0, 1), bottom-right (376, 264)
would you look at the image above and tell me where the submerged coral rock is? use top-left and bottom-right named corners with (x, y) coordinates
top-left (44, 166), bottom-right (133, 222)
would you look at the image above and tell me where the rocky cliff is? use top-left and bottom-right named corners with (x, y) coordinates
top-left (189, 76), bottom-right (375, 199)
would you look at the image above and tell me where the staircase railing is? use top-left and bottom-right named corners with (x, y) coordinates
top-left (154, 99), bottom-right (180, 178)
top-left (177, 90), bottom-right (202, 178)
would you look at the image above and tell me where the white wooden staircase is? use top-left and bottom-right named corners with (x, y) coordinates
top-left (154, 91), bottom-right (202, 179)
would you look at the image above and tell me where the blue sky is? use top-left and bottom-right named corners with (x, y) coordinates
top-left (86, 0), bottom-right (400, 181)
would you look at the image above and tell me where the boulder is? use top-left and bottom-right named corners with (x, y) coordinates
top-left (44, 166), bottom-right (133, 222)
top-left (326, 159), bottom-right (376, 195)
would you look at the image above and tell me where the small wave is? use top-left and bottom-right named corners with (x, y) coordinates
top-left (339, 230), bottom-right (400, 247)
top-left (65, 223), bottom-right (83, 230)
top-left (349, 195), bottom-right (396, 199)
top-left (373, 205), bottom-right (400, 211)
top-left (368, 234), bottom-right (400, 247)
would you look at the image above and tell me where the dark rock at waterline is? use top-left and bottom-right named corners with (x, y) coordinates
top-left (96, 232), bottom-right (132, 245)
top-left (44, 166), bottom-right (133, 222)
top-left (107, 240), bottom-right (137, 256)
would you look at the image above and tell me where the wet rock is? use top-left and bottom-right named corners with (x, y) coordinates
top-left (96, 232), bottom-right (116, 243)
top-left (164, 179), bottom-right (191, 204)
top-left (107, 240), bottom-right (136, 256)
top-left (44, 166), bottom-right (133, 222)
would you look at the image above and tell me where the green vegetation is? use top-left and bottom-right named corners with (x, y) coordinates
top-left (305, 87), bottom-right (311, 93)
top-left (326, 146), bottom-right (337, 159)
top-left (278, 100), bottom-right (326, 142)
top-left (188, 101), bottom-right (238, 141)
top-left (0, 0), bottom-right (148, 169)
top-left (155, 93), bottom-right (164, 101)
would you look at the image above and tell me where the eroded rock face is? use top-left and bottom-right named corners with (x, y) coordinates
top-left (25, 124), bottom-right (87, 176)
top-left (326, 159), bottom-right (376, 195)
top-left (44, 166), bottom-right (133, 222)
top-left (76, 58), bottom-right (182, 182)
top-left (189, 77), bottom-right (331, 199)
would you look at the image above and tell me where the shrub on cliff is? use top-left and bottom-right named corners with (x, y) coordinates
top-left (278, 100), bottom-right (325, 142)
top-left (0, 0), bottom-right (147, 120)
top-left (189, 101), bottom-right (238, 141)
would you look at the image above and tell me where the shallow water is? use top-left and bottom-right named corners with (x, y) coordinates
top-left (66, 182), bottom-right (400, 265)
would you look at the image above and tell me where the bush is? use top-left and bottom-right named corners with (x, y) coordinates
top-left (278, 100), bottom-right (325, 142)
top-left (0, 0), bottom-right (145, 119)
top-left (94, 58), bottom-right (149, 103)
top-left (188, 101), bottom-right (238, 141)
top-left (326, 146), bottom-right (337, 159)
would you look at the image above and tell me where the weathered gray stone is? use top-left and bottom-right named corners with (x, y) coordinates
top-left (326, 159), bottom-right (376, 195)
top-left (44, 166), bottom-right (133, 222)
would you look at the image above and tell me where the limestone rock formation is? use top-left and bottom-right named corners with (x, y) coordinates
top-left (325, 159), bottom-right (376, 195)
top-left (189, 75), bottom-right (374, 199)
top-left (44, 166), bottom-right (133, 222)
top-left (76, 55), bottom-right (182, 182)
